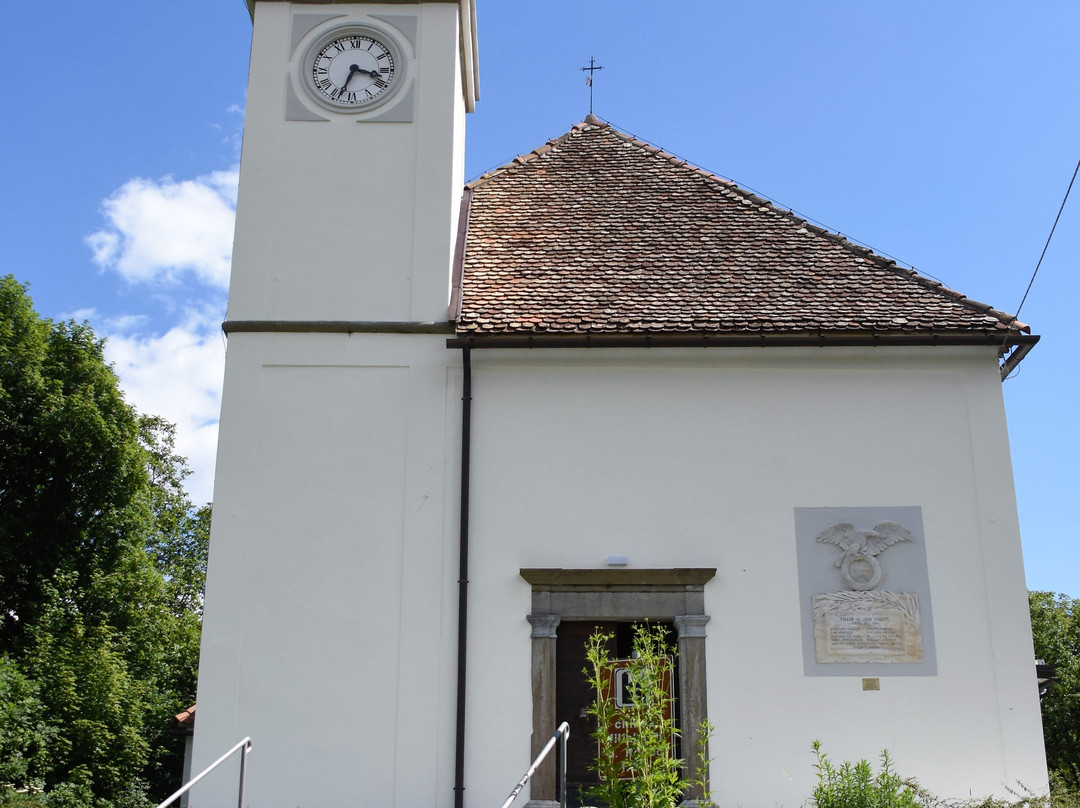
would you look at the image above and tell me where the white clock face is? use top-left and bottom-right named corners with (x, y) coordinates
top-left (310, 33), bottom-right (397, 108)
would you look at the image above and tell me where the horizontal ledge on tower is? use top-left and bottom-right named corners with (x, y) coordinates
top-left (223, 320), bottom-right (454, 335)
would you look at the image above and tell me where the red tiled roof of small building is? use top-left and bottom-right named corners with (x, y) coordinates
top-left (176, 705), bottom-right (195, 727)
top-left (455, 121), bottom-right (1028, 341)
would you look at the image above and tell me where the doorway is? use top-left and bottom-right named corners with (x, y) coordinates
top-left (520, 567), bottom-right (715, 807)
top-left (555, 621), bottom-right (679, 807)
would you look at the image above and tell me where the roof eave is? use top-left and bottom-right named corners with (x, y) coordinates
top-left (448, 330), bottom-right (1037, 348)
top-left (447, 330), bottom-right (1040, 381)
top-left (447, 329), bottom-right (1039, 360)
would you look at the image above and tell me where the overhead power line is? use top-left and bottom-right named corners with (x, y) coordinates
top-left (1000, 155), bottom-right (1079, 380)
top-left (1014, 156), bottom-right (1080, 323)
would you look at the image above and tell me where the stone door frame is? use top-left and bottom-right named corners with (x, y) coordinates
top-left (520, 568), bottom-right (715, 807)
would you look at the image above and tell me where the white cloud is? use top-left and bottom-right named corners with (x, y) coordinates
top-left (102, 306), bottom-right (226, 506)
top-left (66, 307), bottom-right (98, 322)
top-left (84, 107), bottom-right (243, 504)
top-left (87, 169), bottom-right (239, 289)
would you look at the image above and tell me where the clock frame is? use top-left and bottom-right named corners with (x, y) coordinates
top-left (301, 24), bottom-right (406, 114)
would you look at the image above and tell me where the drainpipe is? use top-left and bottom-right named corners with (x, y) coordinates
top-left (454, 346), bottom-right (472, 808)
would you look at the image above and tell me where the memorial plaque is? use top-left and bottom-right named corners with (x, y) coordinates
top-left (796, 506), bottom-right (936, 676)
top-left (812, 591), bottom-right (923, 663)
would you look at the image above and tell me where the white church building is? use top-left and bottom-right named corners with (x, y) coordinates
top-left (192, 1), bottom-right (1048, 805)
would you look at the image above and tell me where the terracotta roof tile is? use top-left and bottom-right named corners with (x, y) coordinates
top-left (456, 122), bottom-right (1029, 340)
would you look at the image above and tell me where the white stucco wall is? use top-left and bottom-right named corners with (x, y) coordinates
top-left (460, 345), bottom-right (1047, 807)
top-left (194, 332), bottom-right (463, 806)
top-left (194, 337), bottom-right (1046, 807)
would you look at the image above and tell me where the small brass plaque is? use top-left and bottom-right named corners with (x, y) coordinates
top-left (862, 678), bottom-right (881, 691)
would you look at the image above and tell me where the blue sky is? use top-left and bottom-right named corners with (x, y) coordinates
top-left (2, 1), bottom-right (1077, 596)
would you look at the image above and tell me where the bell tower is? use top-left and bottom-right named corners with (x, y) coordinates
top-left (193, 2), bottom-right (478, 805)
top-left (228, 0), bottom-right (478, 324)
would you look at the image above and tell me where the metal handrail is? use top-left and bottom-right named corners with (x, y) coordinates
top-left (155, 737), bottom-right (252, 808)
top-left (499, 722), bottom-right (570, 808)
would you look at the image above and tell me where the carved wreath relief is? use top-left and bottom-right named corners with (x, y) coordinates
top-left (812, 521), bottom-right (923, 664)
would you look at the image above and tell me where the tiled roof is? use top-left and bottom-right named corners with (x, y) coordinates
top-left (455, 122), bottom-right (1029, 342)
top-left (175, 705), bottom-right (195, 727)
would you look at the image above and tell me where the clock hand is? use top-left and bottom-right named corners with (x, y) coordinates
top-left (343, 64), bottom-right (381, 91)
top-left (347, 63), bottom-right (380, 79)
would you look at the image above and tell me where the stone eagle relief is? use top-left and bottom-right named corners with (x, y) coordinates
top-left (816, 521), bottom-right (913, 591)
top-left (812, 521), bottom-right (924, 664)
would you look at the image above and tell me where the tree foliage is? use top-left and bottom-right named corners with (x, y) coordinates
top-left (0, 276), bottom-right (209, 806)
top-left (1029, 591), bottom-right (1080, 790)
top-left (0, 277), bottom-right (146, 650)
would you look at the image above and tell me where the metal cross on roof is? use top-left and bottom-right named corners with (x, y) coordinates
top-left (580, 57), bottom-right (604, 115)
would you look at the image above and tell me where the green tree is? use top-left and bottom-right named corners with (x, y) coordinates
top-left (1029, 591), bottom-right (1080, 790)
top-left (0, 655), bottom-right (53, 791)
top-left (0, 275), bottom-right (145, 652)
top-left (0, 276), bottom-right (208, 807)
top-left (140, 417), bottom-right (210, 620)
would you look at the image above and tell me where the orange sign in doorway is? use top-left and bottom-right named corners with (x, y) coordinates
top-left (597, 657), bottom-right (675, 778)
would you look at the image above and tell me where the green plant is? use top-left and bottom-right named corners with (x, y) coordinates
top-left (584, 623), bottom-right (699, 808)
top-left (911, 782), bottom-right (1059, 808)
top-left (691, 719), bottom-right (716, 808)
top-left (809, 743), bottom-right (1078, 808)
top-left (0, 789), bottom-right (48, 808)
top-left (810, 740), bottom-right (921, 808)
top-left (1048, 776), bottom-right (1080, 808)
